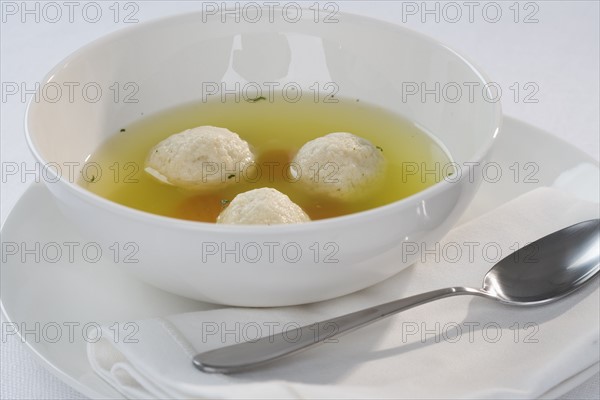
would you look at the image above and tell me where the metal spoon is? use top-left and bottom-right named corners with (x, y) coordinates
top-left (193, 219), bottom-right (600, 373)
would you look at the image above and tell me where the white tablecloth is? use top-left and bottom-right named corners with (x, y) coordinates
top-left (1, 1), bottom-right (598, 398)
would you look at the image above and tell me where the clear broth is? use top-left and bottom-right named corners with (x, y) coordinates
top-left (82, 97), bottom-right (450, 222)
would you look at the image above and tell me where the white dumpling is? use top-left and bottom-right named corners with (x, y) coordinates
top-left (290, 132), bottom-right (385, 199)
top-left (145, 126), bottom-right (254, 189)
top-left (217, 188), bottom-right (310, 225)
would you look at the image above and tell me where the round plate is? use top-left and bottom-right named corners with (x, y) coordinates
top-left (1, 116), bottom-right (598, 399)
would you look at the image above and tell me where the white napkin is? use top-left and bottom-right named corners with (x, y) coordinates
top-left (88, 187), bottom-right (600, 399)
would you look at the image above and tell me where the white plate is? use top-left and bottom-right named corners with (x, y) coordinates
top-left (1, 116), bottom-right (598, 399)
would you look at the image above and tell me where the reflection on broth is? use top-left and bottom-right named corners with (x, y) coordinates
top-left (82, 97), bottom-right (451, 222)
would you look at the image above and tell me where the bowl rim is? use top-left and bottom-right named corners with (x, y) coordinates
top-left (25, 7), bottom-right (502, 234)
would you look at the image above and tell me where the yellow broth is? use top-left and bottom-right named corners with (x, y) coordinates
top-left (81, 97), bottom-right (451, 222)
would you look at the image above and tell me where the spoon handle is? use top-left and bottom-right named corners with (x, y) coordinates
top-left (193, 286), bottom-right (486, 373)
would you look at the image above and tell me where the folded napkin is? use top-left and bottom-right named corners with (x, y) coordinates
top-left (88, 187), bottom-right (599, 399)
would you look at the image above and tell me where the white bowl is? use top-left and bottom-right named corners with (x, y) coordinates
top-left (26, 9), bottom-right (501, 306)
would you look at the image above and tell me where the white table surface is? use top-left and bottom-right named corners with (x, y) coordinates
top-left (1, 1), bottom-right (598, 399)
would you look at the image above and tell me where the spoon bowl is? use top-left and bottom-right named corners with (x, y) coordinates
top-left (483, 219), bottom-right (600, 305)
